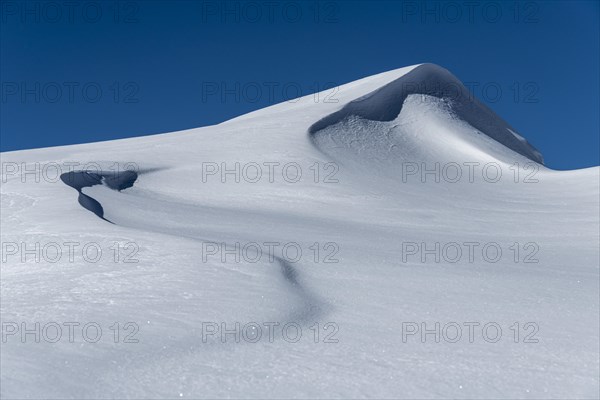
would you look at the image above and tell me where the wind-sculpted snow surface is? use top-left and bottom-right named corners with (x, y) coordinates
top-left (1, 64), bottom-right (598, 399)
top-left (309, 63), bottom-right (544, 165)
top-left (59, 167), bottom-right (326, 327)
top-left (60, 170), bottom-right (139, 222)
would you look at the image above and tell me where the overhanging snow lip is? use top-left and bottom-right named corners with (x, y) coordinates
top-left (60, 169), bottom-right (141, 222)
top-left (308, 63), bottom-right (544, 165)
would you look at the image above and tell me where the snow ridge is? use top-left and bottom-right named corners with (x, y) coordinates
top-left (309, 63), bottom-right (544, 165)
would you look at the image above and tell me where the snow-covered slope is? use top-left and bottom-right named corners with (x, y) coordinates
top-left (1, 64), bottom-right (598, 399)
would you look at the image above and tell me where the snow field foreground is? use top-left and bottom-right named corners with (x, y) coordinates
top-left (1, 64), bottom-right (599, 399)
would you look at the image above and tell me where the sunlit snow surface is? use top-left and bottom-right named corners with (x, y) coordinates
top-left (1, 64), bottom-right (598, 399)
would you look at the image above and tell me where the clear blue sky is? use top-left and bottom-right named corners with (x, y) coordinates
top-left (1, 0), bottom-right (598, 169)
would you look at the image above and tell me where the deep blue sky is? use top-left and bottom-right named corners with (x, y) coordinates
top-left (1, 0), bottom-right (598, 169)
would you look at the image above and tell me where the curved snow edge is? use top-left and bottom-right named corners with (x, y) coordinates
top-left (308, 63), bottom-right (544, 165)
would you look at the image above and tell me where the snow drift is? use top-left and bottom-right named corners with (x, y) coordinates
top-left (310, 64), bottom-right (543, 174)
top-left (1, 64), bottom-right (598, 399)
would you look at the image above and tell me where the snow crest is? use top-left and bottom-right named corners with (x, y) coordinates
top-left (309, 63), bottom-right (544, 165)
